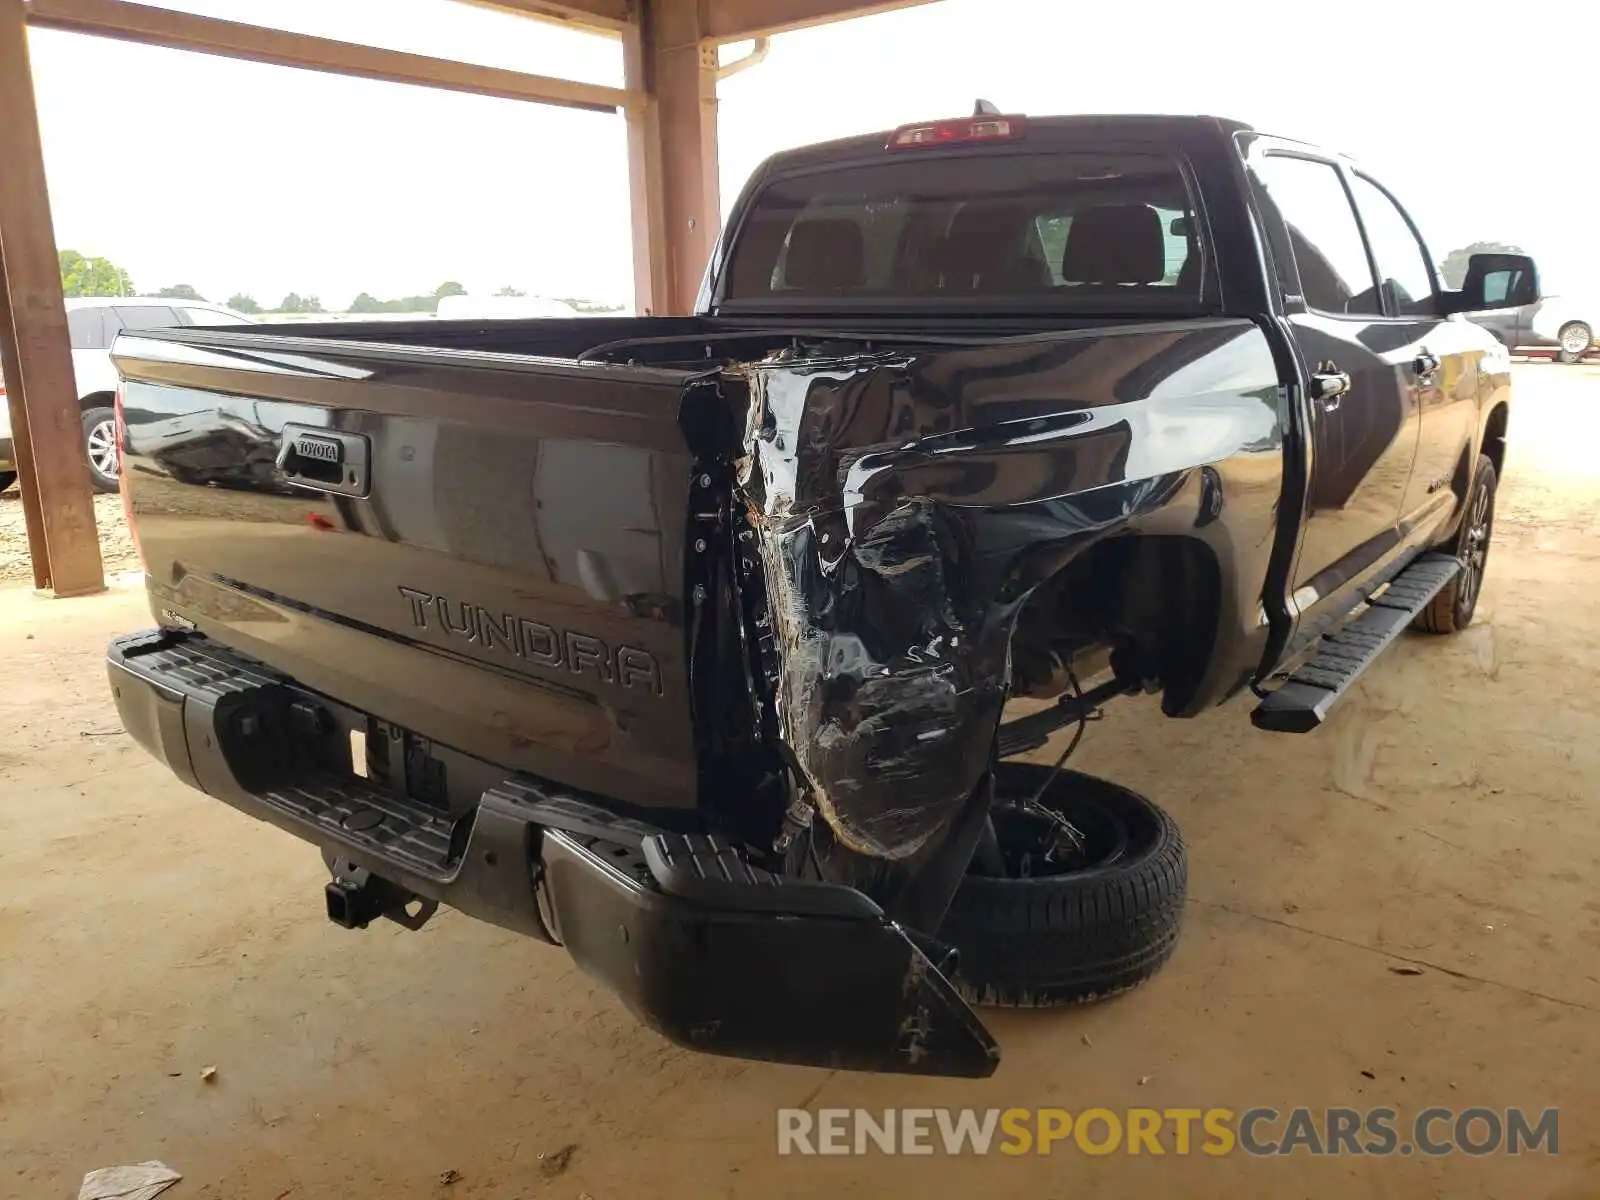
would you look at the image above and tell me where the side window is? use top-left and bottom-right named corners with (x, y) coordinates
top-left (1034, 207), bottom-right (1194, 288)
top-left (1481, 269), bottom-right (1522, 306)
top-left (1034, 214), bottom-right (1072, 280)
top-left (1348, 174), bottom-right (1437, 316)
top-left (768, 202), bottom-right (903, 294)
top-left (1251, 154), bottom-right (1381, 316)
top-left (66, 308), bottom-right (105, 350)
top-left (115, 305), bottom-right (183, 331)
top-left (179, 307), bottom-right (251, 326)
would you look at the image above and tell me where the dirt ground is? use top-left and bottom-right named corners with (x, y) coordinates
top-left (3, 363), bottom-right (1599, 1199)
top-left (0, 492), bottom-right (138, 585)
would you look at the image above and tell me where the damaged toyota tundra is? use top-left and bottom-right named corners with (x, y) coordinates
top-left (107, 114), bottom-right (1528, 1077)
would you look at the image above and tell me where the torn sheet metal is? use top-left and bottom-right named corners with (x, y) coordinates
top-left (734, 323), bottom-right (1286, 860)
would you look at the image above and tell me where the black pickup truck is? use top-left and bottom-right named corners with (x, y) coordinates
top-left (107, 113), bottom-right (1530, 1078)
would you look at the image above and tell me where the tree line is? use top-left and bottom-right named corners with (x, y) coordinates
top-left (1437, 242), bottom-right (1525, 289)
top-left (57, 251), bottom-right (622, 314)
top-left (59, 239), bottom-right (1534, 314)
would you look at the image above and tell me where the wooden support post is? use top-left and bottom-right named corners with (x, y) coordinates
top-left (0, 239), bottom-right (53, 592)
top-left (0, 0), bottom-right (105, 596)
top-left (622, 23), bottom-right (670, 317)
top-left (624, 0), bottom-right (720, 316)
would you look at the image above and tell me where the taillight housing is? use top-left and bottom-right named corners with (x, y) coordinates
top-left (887, 115), bottom-right (1027, 150)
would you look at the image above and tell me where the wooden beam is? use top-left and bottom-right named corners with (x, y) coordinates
top-left (24, 0), bottom-right (630, 112)
top-left (624, 0), bottom-right (719, 315)
top-left (0, 0), bottom-right (105, 596)
top-left (455, 0), bottom-right (633, 36)
top-left (0, 240), bottom-right (53, 591)
top-left (622, 25), bottom-right (670, 316)
top-left (705, 0), bottom-right (935, 42)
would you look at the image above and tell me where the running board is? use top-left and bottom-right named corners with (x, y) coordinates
top-left (1252, 553), bottom-right (1462, 733)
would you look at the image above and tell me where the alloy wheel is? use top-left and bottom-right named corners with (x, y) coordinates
top-left (1458, 475), bottom-right (1493, 612)
top-left (87, 417), bottom-right (119, 481)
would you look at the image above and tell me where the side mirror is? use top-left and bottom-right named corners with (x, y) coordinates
top-left (1449, 252), bottom-right (1540, 313)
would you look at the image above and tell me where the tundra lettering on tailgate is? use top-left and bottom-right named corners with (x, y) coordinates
top-left (398, 586), bottom-right (663, 695)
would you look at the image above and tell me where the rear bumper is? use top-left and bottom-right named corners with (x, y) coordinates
top-left (108, 628), bottom-right (999, 1078)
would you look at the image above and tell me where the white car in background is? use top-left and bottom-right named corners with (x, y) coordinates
top-left (0, 382), bottom-right (16, 493)
top-left (433, 294), bottom-right (580, 320)
top-left (66, 297), bottom-right (254, 492)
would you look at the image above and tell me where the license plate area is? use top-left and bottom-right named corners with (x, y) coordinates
top-left (270, 684), bottom-right (504, 820)
top-left (353, 718), bottom-right (448, 810)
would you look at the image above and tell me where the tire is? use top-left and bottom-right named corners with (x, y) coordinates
top-left (82, 406), bottom-right (119, 493)
top-left (1413, 454), bottom-right (1496, 634)
top-left (0, 471), bottom-right (15, 493)
top-left (1555, 321), bottom-right (1592, 365)
top-left (938, 763), bottom-right (1187, 1008)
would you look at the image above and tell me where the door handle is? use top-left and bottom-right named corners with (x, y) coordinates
top-left (1310, 370), bottom-right (1351, 412)
top-left (277, 424), bottom-right (370, 497)
top-left (1413, 352), bottom-right (1441, 378)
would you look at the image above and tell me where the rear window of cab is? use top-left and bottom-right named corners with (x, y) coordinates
top-left (721, 150), bottom-right (1203, 312)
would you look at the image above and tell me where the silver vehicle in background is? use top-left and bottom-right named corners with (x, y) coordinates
top-left (1461, 264), bottom-right (1595, 363)
top-left (66, 297), bottom-right (254, 492)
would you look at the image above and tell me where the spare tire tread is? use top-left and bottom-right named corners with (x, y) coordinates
top-left (939, 767), bottom-right (1187, 1009)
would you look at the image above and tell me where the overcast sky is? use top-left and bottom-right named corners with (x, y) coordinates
top-left (27, 0), bottom-right (1597, 310)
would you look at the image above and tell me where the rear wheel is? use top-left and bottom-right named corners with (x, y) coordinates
top-left (1413, 454), bottom-right (1496, 634)
top-left (82, 406), bottom-right (118, 493)
top-left (1556, 321), bottom-right (1592, 364)
top-left (938, 763), bottom-right (1186, 1008)
top-left (0, 471), bottom-right (16, 493)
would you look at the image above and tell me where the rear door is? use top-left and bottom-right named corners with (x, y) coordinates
top-left (68, 306), bottom-right (117, 398)
top-left (1246, 147), bottom-right (1418, 629)
top-left (1345, 170), bottom-right (1483, 542)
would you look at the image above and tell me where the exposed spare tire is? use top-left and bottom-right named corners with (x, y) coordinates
top-left (938, 762), bottom-right (1186, 1008)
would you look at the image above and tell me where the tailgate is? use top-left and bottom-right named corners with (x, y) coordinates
top-left (114, 329), bottom-right (706, 810)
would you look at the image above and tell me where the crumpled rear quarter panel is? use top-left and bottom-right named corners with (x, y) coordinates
top-left (737, 321), bottom-right (1285, 859)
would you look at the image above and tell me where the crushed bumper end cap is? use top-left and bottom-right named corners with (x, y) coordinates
top-left (543, 828), bottom-right (1001, 1078)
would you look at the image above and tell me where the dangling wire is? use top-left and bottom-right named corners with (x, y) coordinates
top-left (1017, 664), bottom-right (1102, 860)
top-left (1029, 666), bottom-right (1089, 800)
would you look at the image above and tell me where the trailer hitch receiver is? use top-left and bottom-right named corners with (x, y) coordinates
top-left (324, 857), bottom-right (438, 930)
